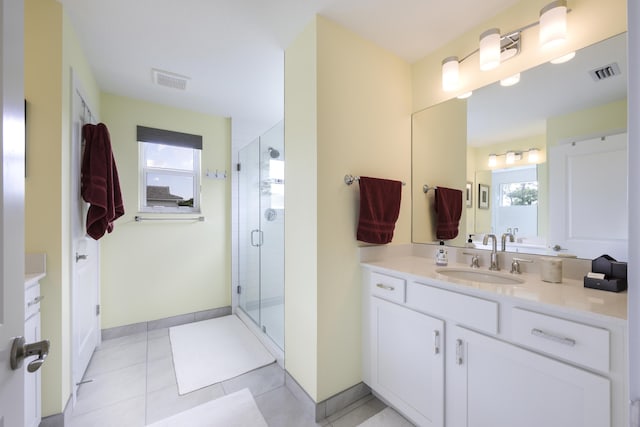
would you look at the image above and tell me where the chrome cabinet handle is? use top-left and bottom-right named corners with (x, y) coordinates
top-left (75, 252), bottom-right (88, 262)
top-left (456, 339), bottom-right (464, 365)
top-left (433, 330), bottom-right (441, 355)
top-left (375, 283), bottom-right (395, 291)
top-left (531, 328), bottom-right (576, 347)
top-left (27, 295), bottom-right (44, 307)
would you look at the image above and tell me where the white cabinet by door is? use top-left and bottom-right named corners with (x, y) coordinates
top-left (24, 280), bottom-right (43, 427)
top-left (370, 296), bottom-right (444, 427)
top-left (450, 326), bottom-right (610, 427)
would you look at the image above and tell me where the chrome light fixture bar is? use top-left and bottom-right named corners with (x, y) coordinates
top-left (441, 0), bottom-right (571, 93)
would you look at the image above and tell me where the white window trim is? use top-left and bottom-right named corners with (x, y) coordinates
top-left (139, 141), bottom-right (202, 213)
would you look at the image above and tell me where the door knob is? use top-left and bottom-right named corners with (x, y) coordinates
top-left (10, 336), bottom-right (50, 373)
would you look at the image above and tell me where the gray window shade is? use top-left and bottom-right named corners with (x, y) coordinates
top-left (137, 125), bottom-right (202, 150)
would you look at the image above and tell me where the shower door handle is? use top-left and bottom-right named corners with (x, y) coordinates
top-left (251, 229), bottom-right (263, 247)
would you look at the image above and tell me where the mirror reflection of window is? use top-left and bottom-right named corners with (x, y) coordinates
top-left (491, 165), bottom-right (538, 241)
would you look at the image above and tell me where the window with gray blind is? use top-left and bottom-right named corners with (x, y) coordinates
top-left (137, 126), bottom-right (202, 213)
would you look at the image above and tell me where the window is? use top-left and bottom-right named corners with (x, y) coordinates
top-left (499, 181), bottom-right (538, 207)
top-left (137, 126), bottom-right (202, 213)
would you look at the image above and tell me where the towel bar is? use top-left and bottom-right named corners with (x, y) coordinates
top-left (344, 174), bottom-right (406, 186)
top-left (423, 184), bottom-right (438, 193)
top-left (134, 216), bottom-right (205, 222)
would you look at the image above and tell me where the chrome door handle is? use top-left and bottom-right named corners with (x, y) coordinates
top-left (75, 252), bottom-right (88, 262)
top-left (250, 229), bottom-right (264, 247)
top-left (10, 336), bottom-right (50, 373)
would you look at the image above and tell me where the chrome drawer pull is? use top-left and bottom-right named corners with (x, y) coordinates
top-left (456, 339), bottom-right (464, 365)
top-left (433, 330), bottom-right (440, 355)
top-left (27, 296), bottom-right (44, 307)
top-left (531, 328), bottom-right (576, 347)
top-left (376, 283), bottom-right (395, 291)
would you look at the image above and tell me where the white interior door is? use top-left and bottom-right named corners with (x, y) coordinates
top-left (0, 0), bottom-right (26, 424)
top-left (549, 133), bottom-right (628, 259)
top-left (70, 71), bottom-right (100, 401)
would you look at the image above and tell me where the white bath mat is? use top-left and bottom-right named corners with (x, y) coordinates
top-left (170, 315), bottom-right (275, 395)
top-left (146, 388), bottom-right (268, 427)
top-left (357, 407), bottom-right (414, 427)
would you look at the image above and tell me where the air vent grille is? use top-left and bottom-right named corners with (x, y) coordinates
top-left (589, 62), bottom-right (621, 82)
top-left (151, 68), bottom-right (190, 90)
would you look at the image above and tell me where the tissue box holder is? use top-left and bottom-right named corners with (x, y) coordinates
top-left (583, 276), bottom-right (627, 293)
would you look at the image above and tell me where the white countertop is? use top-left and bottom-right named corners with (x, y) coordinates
top-left (362, 256), bottom-right (627, 321)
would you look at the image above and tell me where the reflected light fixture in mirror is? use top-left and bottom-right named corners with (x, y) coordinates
top-left (488, 154), bottom-right (497, 167)
top-left (500, 73), bottom-right (521, 87)
top-left (550, 51), bottom-right (576, 64)
top-left (527, 148), bottom-right (540, 163)
top-left (457, 91), bottom-right (473, 99)
top-left (480, 28), bottom-right (501, 71)
top-left (539, 0), bottom-right (568, 48)
top-left (442, 56), bottom-right (460, 91)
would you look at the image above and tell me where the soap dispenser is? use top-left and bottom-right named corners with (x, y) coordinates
top-left (465, 234), bottom-right (475, 248)
top-left (435, 241), bottom-right (448, 266)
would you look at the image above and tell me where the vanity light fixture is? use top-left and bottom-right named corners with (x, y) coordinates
top-left (539, 0), bottom-right (568, 49)
top-left (500, 73), bottom-right (521, 87)
top-left (440, 0), bottom-right (572, 93)
top-left (488, 154), bottom-right (498, 167)
top-left (505, 151), bottom-right (516, 164)
top-left (527, 148), bottom-right (540, 163)
top-left (480, 28), bottom-right (501, 71)
top-left (442, 56), bottom-right (460, 92)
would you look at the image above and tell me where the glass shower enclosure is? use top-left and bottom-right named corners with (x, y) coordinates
top-left (237, 121), bottom-right (284, 350)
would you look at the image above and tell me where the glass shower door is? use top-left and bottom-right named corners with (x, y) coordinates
top-left (238, 139), bottom-right (261, 326)
top-left (237, 121), bottom-right (284, 350)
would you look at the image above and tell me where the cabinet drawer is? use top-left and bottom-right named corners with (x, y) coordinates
top-left (370, 272), bottom-right (406, 304)
top-left (511, 308), bottom-right (610, 372)
top-left (25, 283), bottom-right (41, 320)
top-left (407, 282), bottom-right (498, 334)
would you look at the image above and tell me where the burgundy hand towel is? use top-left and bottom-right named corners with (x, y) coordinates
top-left (357, 177), bottom-right (402, 244)
top-left (81, 123), bottom-right (125, 240)
top-left (435, 187), bottom-right (463, 240)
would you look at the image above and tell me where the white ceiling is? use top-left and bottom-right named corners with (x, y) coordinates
top-left (59, 0), bottom-right (522, 147)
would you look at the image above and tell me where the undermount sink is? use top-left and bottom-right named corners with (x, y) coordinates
top-left (435, 268), bottom-right (525, 285)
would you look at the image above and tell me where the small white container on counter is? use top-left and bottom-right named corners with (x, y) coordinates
top-left (540, 257), bottom-right (562, 283)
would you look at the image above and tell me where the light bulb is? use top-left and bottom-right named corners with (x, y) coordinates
top-left (442, 56), bottom-right (460, 92)
top-left (540, 0), bottom-right (568, 49)
top-left (480, 28), bottom-right (501, 71)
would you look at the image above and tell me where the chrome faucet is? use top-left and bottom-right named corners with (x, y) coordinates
top-left (501, 232), bottom-right (515, 251)
top-left (482, 234), bottom-right (499, 271)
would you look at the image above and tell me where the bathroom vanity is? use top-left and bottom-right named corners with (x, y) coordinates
top-left (361, 254), bottom-right (627, 427)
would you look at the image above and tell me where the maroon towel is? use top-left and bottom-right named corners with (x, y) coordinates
top-left (357, 177), bottom-right (402, 244)
top-left (435, 187), bottom-right (463, 240)
top-left (81, 123), bottom-right (125, 240)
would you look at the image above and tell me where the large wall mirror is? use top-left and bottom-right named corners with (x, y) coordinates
top-left (412, 32), bottom-right (628, 260)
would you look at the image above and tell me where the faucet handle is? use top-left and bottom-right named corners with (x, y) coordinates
top-left (462, 252), bottom-right (480, 269)
top-left (510, 257), bottom-right (533, 274)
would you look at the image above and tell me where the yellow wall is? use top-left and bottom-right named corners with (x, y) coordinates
top-left (285, 16), bottom-right (412, 402)
top-left (547, 98), bottom-right (627, 145)
top-left (412, 99), bottom-right (467, 245)
top-left (99, 93), bottom-right (231, 328)
top-left (284, 19), bottom-right (319, 397)
top-left (25, 0), bottom-right (102, 415)
top-left (412, 0), bottom-right (627, 113)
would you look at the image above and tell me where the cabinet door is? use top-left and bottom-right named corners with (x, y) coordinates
top-left (451, 326), bottom-right (610, 427)
top-left (371, 296), bottom-right (444, 427)
top-left (24, 312), bottom-right (41, 427)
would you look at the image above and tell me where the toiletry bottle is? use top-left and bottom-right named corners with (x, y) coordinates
top-left (435, 241), bottom-right (448, 266)
top-left (465, 234), bottom-right (475, 248)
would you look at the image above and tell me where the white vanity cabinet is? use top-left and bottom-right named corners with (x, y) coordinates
top-left (449, 326), bottom-right (610, 427)
top-left (362, 264), bottom-right (626, 427)
top-left (24, 277), bottom-right (43, 427)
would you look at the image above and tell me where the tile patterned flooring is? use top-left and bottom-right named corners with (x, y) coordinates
top-left (68, 327), bottom-right (402, 426)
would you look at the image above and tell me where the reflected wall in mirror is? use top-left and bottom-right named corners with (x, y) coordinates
top-left (412, 33), bottom-right (628, 260)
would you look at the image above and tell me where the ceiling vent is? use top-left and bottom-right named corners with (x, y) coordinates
top-left (151, 68), bottom-right (190, 90)
top-left (589, 62), bottom-right (621, 82)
